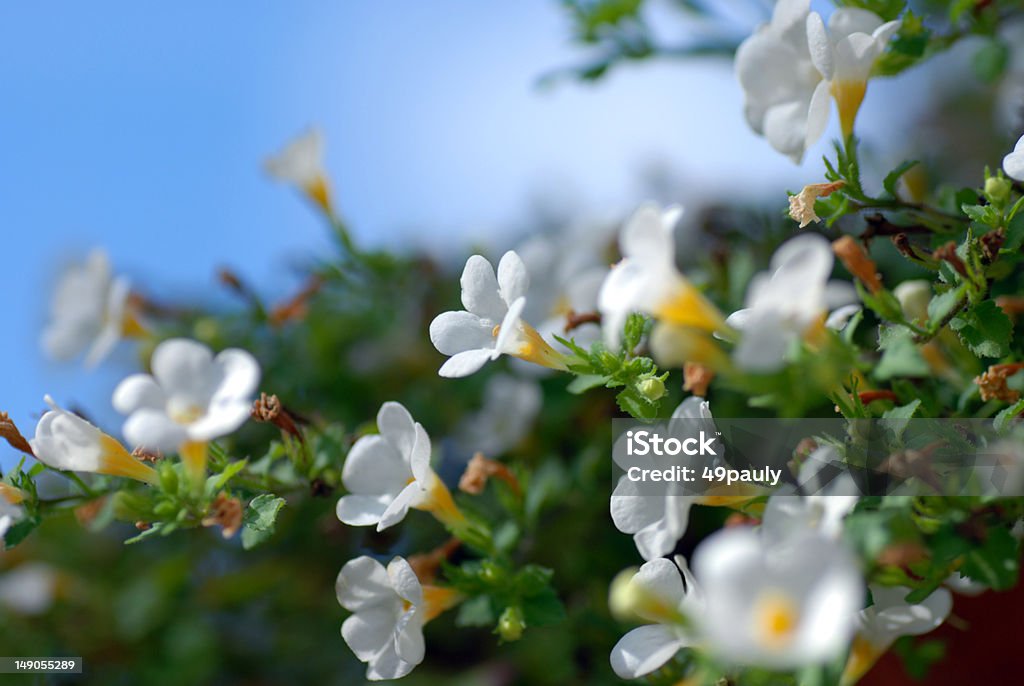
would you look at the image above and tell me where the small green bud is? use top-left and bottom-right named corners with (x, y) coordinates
top-left (893, 280), bottom-right (931, 323)
top-left (637, 377), bottom-right (666, 402)
top-left (159, 463), bottom-right (178, 494)
top-left (153, 500), bottom-right (178, 518)
top-left (497, 605), bottom-right (525, 642)
top-left (985, 175), bottom-right (1012, 206)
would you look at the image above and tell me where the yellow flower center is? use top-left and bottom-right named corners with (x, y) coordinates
top-left (753, 590), bottom-right (799, 649)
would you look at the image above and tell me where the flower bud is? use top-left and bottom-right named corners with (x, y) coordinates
top-left (637, 377), bottom-right (666, 402)
top-left (985, 175), bottom-right (1012, 205)
top-left (497, 605), bottom-right (525, 642)
top-left (893, 280), bottom-right (931, 324)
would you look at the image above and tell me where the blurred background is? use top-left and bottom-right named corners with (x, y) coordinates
top-left (2, 1), bottom-right (1023, 684)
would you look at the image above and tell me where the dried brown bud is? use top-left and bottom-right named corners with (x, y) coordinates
top-left (0, 412), bottom-right (34, 457)
top-left (788, 181), bottom-right (845, 228)
top-left (251, 393), bottom-right (303, 441)
top-left (933, 242), bottom-right (968, 278)
top-left (74, 497), bottom-right (108, 527)
top-left (833, 236), bottom-right (883, 294)
top-left (202, 493), bottom-right (243, 539)
top-left (459, 452), bottom-right (520, 496)
top-left (975, 363), bottom-right (1024, 403)
top-left (131, 446), bottom-right (163, 463)
top-left (980, 227), bottom-right (1006, 264)
top-left (683, 362), bottom-right (714, 398)
top-left (135, 521), bottom-right (152, 531)
top-left (407, 538), bottom-right (461, 584)
top-left (269, 275), bottom-right (325, 327)
top-left (996, 296), bottom-right (1024, 319)
top-left (563, 310), bottom-right (602, 334)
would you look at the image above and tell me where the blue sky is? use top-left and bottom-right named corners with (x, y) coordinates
top-left (0, 1), bottom-right (938, 461)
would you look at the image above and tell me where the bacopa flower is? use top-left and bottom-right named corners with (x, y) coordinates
top-left (458, 374), bottom-right (542, 457)
top-left (0, 563), bottom-right (59, 616)
top-left (598, 203), bottom-right (726, 358)
top-left (42, 249), bottom-right (144, 368)
top-left (608, 556), bottom-right (701, 679)
top-left (0, 498), bottom-right (23, 544)
top-left (736, 0), bottom-right (899, 162)
top-left (841, 585), bottom-right (952, 685)
top-left (692, 527), bottom-right (863, 669)
top-left (726, 233), bottom-right (857, 372)
top-left (30, 396), bottom-right (158, 485)
top-left (112, 338), bottom-right (260, 481)
top-left (265, 128), bottom-right (333, 213)
top-left (336, 555), bottom-right (460, 681)
top-left (611, 399), bottom-right (756, 560)
top-left (336, 402), bottom-right (464, 531)
top-left (429, 251), bottom-right (570, 378)
top-left (1004, 134), bottom-right (1024, 181)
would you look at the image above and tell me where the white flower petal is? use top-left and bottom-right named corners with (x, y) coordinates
top-left (460, 255), bottom-right (506, 321)
top-left (377, 401), bottom-right (417, 461)
top-left (496, 250), bottom-right (530, 305)
top-left (151, 338), bottom-right (216, 402)
top-left (336, 556), bottom-right (394, 611)
top-left (376, 482), bottom-right (420, 531)
top-left (806, 12), bottom-right (834, 80)
top-left (1005, 138), bottom-right (1024, 181)
top-left (341, 608), bottom-right (397, 661)
top-left (335, 494), bottom-right (392, 526)
top-left (805, 79), bottom-right (832, 151)
top-left (387, 557), bottom-right (423, 607)
top-left (438, 348), bottom-right (493, 378)
top-left (365, 641), bottom-right (416, 681)
top-left (185, 400), bottom-right (252, 442)
top-left (494, 296), bottom-right (526, 356)
top-left (112, 374), bottom-right (166, 414)
top-left (610, 625), bottom-right (687, 679)
top-left (122, 408), bottom-right (189, 453)
top-left (429, 311), bottom-right (493, 356)
top-left (408, 423), bottom-right (432, 485)
top-left (342, 435), bottom-right (411, 496)
top-left (394, 610), bottom-right (426, 666)
top-left (764, 100), bottom-right (812, 163)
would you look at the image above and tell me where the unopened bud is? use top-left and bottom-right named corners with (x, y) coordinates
top-left (637, 377), bottom-right (666, 402)
top-left (893, 280), bottom-right (931, 323)
top-left (985, 175), bottom-right (1012, 205)
top-left (497, 605), bottom-right (525, 642)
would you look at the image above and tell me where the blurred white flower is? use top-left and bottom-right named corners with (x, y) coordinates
top-left (337, 555), bottom-right (459, 681)
top-left (806, 9), bottom-right (901, 139)
top-left (842, 585), bottom-right (952, 684)
top-left (429, 251), bottom-right (569, 378)
top-left (265, 128), bottom-right (333, 213)
top-left (727, 233), bottom-right (856, 372)
top-left (0, 563), bottom-right (59, 616)
top-left (762, 446), bottom-right (861, 544)
top-left (692, 527), bottom-right (863, 669)
top-left (336, 402), bottom-right (464, 531)
top-left (517, 231), bottom-right (608, 351)
top-left (1004, 134), bottom-right (1024, 181)
top-left (459, 374), bottom-right (542, 456)
top-left (944, 571), bottom-right (985, 597)
top-left (611, 399), bottom-right (756, 560)
top-left (598, 204), bottom-right (726, 358)
top-left (113, 338), bottom-right (260, 453)
top-left (30, 395), bottom-right (158, 485)
top-left (42, 249), bottom-right (143, 368)
top-left (609, 556), bottom-right (700, 679)
top-left (736, 1), bottom-right (898, 162)
top-left (0, 499), bottom-right (23, 544)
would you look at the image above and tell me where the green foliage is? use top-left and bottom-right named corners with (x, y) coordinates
top-left (241, 494), bottom-right (286, 550)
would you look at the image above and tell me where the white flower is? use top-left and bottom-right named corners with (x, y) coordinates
top-left (692, 527), bottom-right (863, 669)
top-left (761, 445), bottom-right (861, 544)
top-left (336, 555), bottom-right (459, 681)
top-left (429, 251), bottom-right (569, 378)
top-left (598, 204), bottom-right (726, 356)
top-left (113, 338), bottom-right (260, 454)
top-left (517, 231), bottom-right (608, 351)
top-left (0, 499), bottom-right (23, 545)
top-left (265, 128), bottom-right (332, 212)
top-left (609, 556), bottom-right (701, 679)
top-left (736, 1), bottom-right (899, 162)
top-left (0, 563), bottom-right (58, 616)
top-left (1004, 134), bottom-right (1024, 181)
top-left (42, 249), bottom-right (141, 367)
top-left (336, 402), bottom-right (464, 531)
top-left (611, 399), bottom-right (755, 560)
top-left (727, 233), bottom-right (856, 372)
top-left (842, 585), bottom-right (952, 684)
top-left (30, 395), bottom-right (158, 485)
top-left (458, 374), bottom-right (542, 456)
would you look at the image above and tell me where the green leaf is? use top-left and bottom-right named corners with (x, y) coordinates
top-left (455, 595), bottom-right (496, 628)
top-left (875, 329), bottom-right (929, 380)
top-left (926, 287), bottom-right (962, 329)
top-left (124, 523), bottom-right (164, 545)
top-left (623, 312), bottom-right (646, 353)
top-left (1004, 212), bottom-right (1024, 252)
top-left (206, 458), bottom-right (248, 496)
top-left (995, 399), bottom-right (1024, 432)
top-left (241, 494), bottom-right (286, 550)
top-left (949, 300), bottom-right (1013, 358)
top-left (961, 526), bottom-right (1020, 590)
top-left (883, 160), bottom-right (919, 197)
top-left (615, 387), bottom-right (659, 421)
top-left (520, 587), bottom-right (566, 627)
top-left (566, 374), bottom-right (609, 395)
top-left (882, 399), bottom-right (921, 442)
